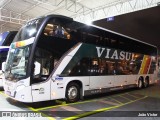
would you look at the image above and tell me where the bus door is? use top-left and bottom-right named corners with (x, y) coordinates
top-left (31, 48), bottom-right (53, 102)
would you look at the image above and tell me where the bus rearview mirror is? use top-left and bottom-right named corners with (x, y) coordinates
top-left (2, 62), bottom-right (6, 73)
top-left (34, 61), bottom-right (41, 76)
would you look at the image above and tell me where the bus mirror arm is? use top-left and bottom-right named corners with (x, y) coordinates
top-left (51, 74), bottom-right (63, 82)
top-left (34, 61), bottom-right (41, 76)
top-left (2, 62), bottom-right (6, 73)
top-left (51, 77), bottom-right (55, 82)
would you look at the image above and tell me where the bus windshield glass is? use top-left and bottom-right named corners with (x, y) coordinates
top-left (0, 32), bottom-right (9, 46)
top-left (5, 43), bottom-right (32, 80)
top-left (4, 18), bottom-right (44, 80)
top-left (0, 50), bottom-right (8, 70)
top-left (13, 18), bottom-right (43, 42)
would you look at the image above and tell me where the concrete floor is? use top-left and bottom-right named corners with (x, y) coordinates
top-left (0, 81), bottom-right (160, 120)
top-left (80, 82), bottom-right (160, 120)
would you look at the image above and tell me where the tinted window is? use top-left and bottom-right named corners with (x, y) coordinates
top-left (0, 51), bottom-right (8, 69)
top-left (3, 31), bottom-right (17, 46)
top-left (13, 18), bottom-right (43, 42)
top-left (0, 32), bottom-right (9, 46)
top-left (62, 58), bottom-right (90, 76)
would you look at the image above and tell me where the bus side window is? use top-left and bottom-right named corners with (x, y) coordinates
top-left (90, 58), bottom-right (99, 76)
top-left (69, 58), bottom-right (90, 76)
top-left (33, 47), bottom-right (53, 82)
top-left (54, 25), bottom-right (64, 37)
top-left (99, 59), bottom-right (109, 75)
top-left (43, 23), bottom-right (71, 39)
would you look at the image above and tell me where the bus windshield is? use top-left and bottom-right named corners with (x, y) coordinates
top-left (4, 18), bottom-right (44, 80)
top-left (0, 32), bottom-right (9, 46)
top-left (5, 43), bottom-right (32, 80)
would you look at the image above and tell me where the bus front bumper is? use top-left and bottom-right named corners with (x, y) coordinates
top-left (3, 80), bottom-right (33, 103)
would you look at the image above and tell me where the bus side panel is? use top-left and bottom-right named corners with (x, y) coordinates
top-left (149, 74), bottom-right (157, 84)
top-left (89, 76), bottom-right (114, 89)
top-left (89, 75), bottom-right (137, 95)
top-left (31, 80), bottom-right (51, 102)
top-left (50, 77), bottom-right (89, 100)
top-left (126, 75), bottom-right (137, 85)
top-left (50, 79), bottom-right (66, 100)
top-left (113, 75), bottom-right (126, 87)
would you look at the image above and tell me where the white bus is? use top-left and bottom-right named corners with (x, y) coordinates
top-left (3, 15), bottom-right (158, 103)
top-left (0, 31), bottom-right (17, 87)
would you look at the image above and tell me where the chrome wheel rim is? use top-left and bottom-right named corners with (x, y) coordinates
top-left (68, 86), bottom-right (78, 100)
top-left (139, 80), bottom-right (142, 88)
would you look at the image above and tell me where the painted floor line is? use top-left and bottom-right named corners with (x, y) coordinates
top-left (62, 96), bottom-right (148, 120)
top-left (61, 106), bottom-right (83, 114)
top-left (0, 91), bottom-right (56, 120)
top-left (106, 92), bottom-right (135, 104)
top-left (126, 93), bottom-right (141, 99)
top-left (26, 105), bottom-right (56, 120)
top-left (108, 97), bottom-right (123, 105)
top-left (0, 91), bottom-right (8, 97)
top-left (0, 90), bottom-right (147, 120)
top-left (98, 100), bottom-right (120, 106)
top-left (119, 95), bottom-right (133, 101)
top-left (36, 92), bottom-right (129, 111)
top-left (35, 99), bottom-right (98, 111)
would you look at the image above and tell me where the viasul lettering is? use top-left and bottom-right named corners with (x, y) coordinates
top-left (96, 46), bottom-right (135, 61)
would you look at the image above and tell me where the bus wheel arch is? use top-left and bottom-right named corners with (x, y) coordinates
top-left (144, 76), bottom-right (149, 88)
top-left (138, 76), bottom-right (144, 89)
top-left (65, 80), bottom-right (82, 103)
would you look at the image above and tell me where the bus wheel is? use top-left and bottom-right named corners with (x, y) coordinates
top-left (66, 83), bottom-right (80, 103)
top-left (144, 78), bottom-right (149, 88)
top-left (138, 79), bottom-right (143, 89)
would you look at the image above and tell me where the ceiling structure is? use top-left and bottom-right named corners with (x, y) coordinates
top-left (0, 0), bottom-right (160, 32)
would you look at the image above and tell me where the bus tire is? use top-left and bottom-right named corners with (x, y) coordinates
top-left (138, 79), bottom-right (143, 89)
top-left (66, 82), bottom-right (80, 103)
top-left (144, 77), bottom-right (149, 88)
